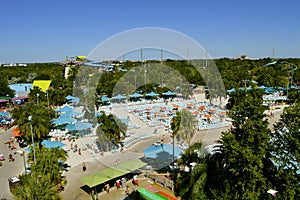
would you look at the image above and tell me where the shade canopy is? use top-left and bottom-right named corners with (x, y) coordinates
top-left (129, 92), bottom-right (143, 98)
top-left (145, 92), bottom-right (159, 97)
top-left (227, 88), bottom-right (236, 93)
top-left (59, 111), bottom-right (82, 118)
top-left (65, 121), bottom-right (93, 131)
top-left (142, 144), bottom-right (182, 159)
top-left (101, 96), bottom-right (112, 102)
top-left (112, 94), bottom-right (127, 100)
top-left (162, 91), bottom-right (176, 96)
top-left (32, 80), bottom-right (51, 92)
top-left (51, 117), bottom-right (75, 125)
top-left (41, 140), bottom-right (66, 149)
top-left (65, 95), bottom-right (74, 100)
top-left (80, 159), bottom-right (146, 188)
top-left (68, 97), bottom-right (80, 103)
top-left (56, 105), bottom-right (74, 113)
top-left (0, 112), bottom-right (9, 117)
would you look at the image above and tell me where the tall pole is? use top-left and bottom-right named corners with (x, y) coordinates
top-left (161, 48), bottom-right (163, 63)
top-left (144, 64), bottom-right (147, 92)
top-left (36, 93), bottom-right (39, 105)
top-left (46, 90), bottom-right (50, 108)
top-left (22, 150), bottom-right (27, 174)
top-left (29, 116), bottom-right (36, 165)
top-left (187, 48), bottom-right (190, 65)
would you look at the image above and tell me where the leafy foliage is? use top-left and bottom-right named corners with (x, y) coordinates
top-left (11, 103), bottom-right (55, 143)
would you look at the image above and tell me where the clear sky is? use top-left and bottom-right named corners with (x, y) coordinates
top-left (1, 0), bottom-right (299, 63)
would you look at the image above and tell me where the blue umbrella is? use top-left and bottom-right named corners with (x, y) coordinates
top-left (145, 92), bottom-right (159, 97)
top-left (68, 97), bottom-right (80, 103)
top-left (112, 94), bottom-right (127, 100)
top-left (56, 105), bottom-right (74, 113)
top-left (41, 140), bottom-right (66, 149)
top-left (101, 96), bottom-right (112, 102)
top-left (66, 121), bottom-right (93, 131)
top-left (60, 111), bottom-right (82, 118)
top-left (51, 117), bottom-right (75, 125)
top-left (162, 91), bottom-right (176, 96)
top-left (142, 144), bottom-right (182, 159)
top-left (0, 112), bottom-right (9, 117)
top-left (129, 92), bottom-right (143, 98)
top-left (227, 88), bottom-right (236, 93)
top-left (65, 95), bottom-right (74, 100)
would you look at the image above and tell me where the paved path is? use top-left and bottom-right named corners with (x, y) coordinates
top-left (0, 127), bottom-right (25, 200)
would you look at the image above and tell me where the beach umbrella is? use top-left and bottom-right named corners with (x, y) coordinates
top-left (65, 95), bottom-right (74, 100)
top-left (59, 111), bottom-right (82, 118)
top-left (56, 105), bottom-right (74, 113)
top-left (101, 96), bottom-right (112, 102)
top-left (68, 97), bottom-right (80, 103)
top-left (145, 91), bottom-right (159, 97)
top-left (0, 112), bottom-right (9, 117)
top-left (65, 121), bottom-right (93, 131)
top-left (41, 140), bottom-right (66, 149)
top-left (129, 92), bottom-right (143, 98)
top-left (226, 88), bottom-right (236, 93)
top-left (51, 117), bottom-right (75, 125)
top-left (112, 94), bottom-right (126, 100)
top-left (162, 91), bottom-right (176, 96)
top-left (142, 144), bottom-right (182, 159)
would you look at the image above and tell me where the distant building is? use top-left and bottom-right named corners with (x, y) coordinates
top-left (234, 55), bottom-right (249, 60)
top-left (9, 83), bottom-right (32, 97)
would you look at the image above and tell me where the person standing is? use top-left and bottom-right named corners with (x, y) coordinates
top-left (82, 162), bottom-right (86, 172)
top-left (125, 186), bottom-right (130, 196)
top-left (105, 183), bottom-right (110, 195)
top-left (121, 178), bottom-right (126, 189)
top-left (116, 179), bottom-right (121, 190)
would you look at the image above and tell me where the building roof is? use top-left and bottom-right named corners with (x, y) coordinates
top-left (32, 80), bottom-right (51, 92)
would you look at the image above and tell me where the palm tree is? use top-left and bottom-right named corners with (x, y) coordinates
top-left (11, 103), bottom-right (55, 143)
top-left (171, 111), bottom-right (182, 168)
top-left (27, 145), bottom-right (68, 185)
top-left (171, 110), bottom-right (197, 171)
top-left (175, 142), bottom-right (208, 199)
top-left (12, 174), bottom-right (60, 200)
top-left (97, 111), bottom-right (126, 150)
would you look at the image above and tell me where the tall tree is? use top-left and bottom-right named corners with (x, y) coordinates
top-left (11, 103), bottom-right (55, 143)
top-left (269, 103), bottom-right (300, 198)
top-left (12, 173), bottom-right (60, 200)
top-left (218, 89), bottom-right (271, 199)
top-left (0, 72), bottom-right (14, 97)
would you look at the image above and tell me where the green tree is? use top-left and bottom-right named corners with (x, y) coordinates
top-left (218, 88), bottom-right (271, 199)
top-left (269, 103), bottom-right (300, 198)
top-left (12, 173), bottom-right (61, 200)
top-left (0, 72), bottom-right (14, 97)
top-left (97, 111), bottom-right (126, 150)
top-left (11, 103), bottom-right (55, 143)
top-left (27, 145), bottom-right (68, 185)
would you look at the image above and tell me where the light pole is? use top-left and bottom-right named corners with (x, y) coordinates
top-left (28, 116), bottom-right (36, 165)
top-left (144, 64), bottom-right (147, 92)
top-left (36, 93), bottom-right (39, 105)
top-left (46, 90), bottom-right (50, 108)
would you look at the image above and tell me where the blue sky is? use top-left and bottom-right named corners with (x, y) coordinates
top-left (1, 0), bottom-right (299, 63)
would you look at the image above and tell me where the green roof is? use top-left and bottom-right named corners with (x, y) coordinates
top-left (80, 159), bottom-right (146, 188)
